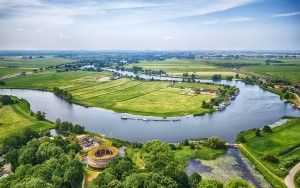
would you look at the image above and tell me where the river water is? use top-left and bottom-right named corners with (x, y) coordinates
top-left (0, 70), bottom-right (299, 143)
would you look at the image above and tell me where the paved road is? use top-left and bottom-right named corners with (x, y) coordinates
top-left (284, 162), bottom-right (300, 188)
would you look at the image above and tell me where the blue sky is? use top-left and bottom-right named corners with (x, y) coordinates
top-left (0, 0), bottom-right (299, 50)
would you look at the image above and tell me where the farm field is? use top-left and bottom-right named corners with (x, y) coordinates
top-left (202, 57), bottom-right (300, 86)
top-left (245, 65), bottom-right (300, 86)
top-left (0, 97), bottom-right (53, 140)
top-left (238, 118), bottom-right (300, 187)
top-left (1, 71), bottom-right (223, 117)
top-left (0, 56), bottom-right (72, 76)
top-left (125, 59), bottom-right (238, 79)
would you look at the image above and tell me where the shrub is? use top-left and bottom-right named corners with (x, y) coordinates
top-left (198, 179), bottom-right (223, 188)
top-left (255, 129), bottom-right (261, 137)
top-left (262, 154), bottom-right (279, 164)
top-left (225, 179), bottom-right (254, 188)
top-left (189, 172), bottom-right (201, 188)
top-left (262, 126), bottom-right (272, 133)
top-left (0, 95), bottom-right (13, 105)
top-left (204, 137), bottom-right (226, 149)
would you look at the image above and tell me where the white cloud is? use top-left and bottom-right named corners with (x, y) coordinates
top-left (0, 0), bottom-right (255, 27)
top-left (222, 17), bottom-right (252, 23)
top-left (17, 28), bottom-right (24, 32)
top-left (272, 11), bottom-right (300, 18)
top-left (164, 35), bottom-right (173, 40)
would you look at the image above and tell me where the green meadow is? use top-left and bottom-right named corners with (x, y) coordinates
top-left (245, 65), bottom-right (300, 86)
top-left (239, 118), bottom-right (300, 179)
top-left (0, 56), bottom-right (72, 76)
top-left (1, 71), bottom-right (222, 117)
top-left (125, 59), bottom-right (238, 79)
top-left (0, 97), bottom-right (53, 140)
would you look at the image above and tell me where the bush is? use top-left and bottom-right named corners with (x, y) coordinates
top-left (189, 172), bottom-right (202, 188)
top-left (198, 179), bottom-right (223, 188)
top-left (204, 137), bottom-right (226, 149)
top-left (0, 80), bottom-right (5, 86)
top-left (36, 111), bottom-right (46, 121)
top-left (255, 129), bottom-right (261, 137)
top-left (262, 154), bottom-right (279, 164)
top-left (225, 179), bottom-right (254, 188)
top-left (262, 126), bottom-right (272, 133)
top-left (0, 95), bottom-right (13, 105)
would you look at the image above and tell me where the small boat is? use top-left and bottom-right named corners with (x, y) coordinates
top-left (121, 116), bottom-right (128, 120)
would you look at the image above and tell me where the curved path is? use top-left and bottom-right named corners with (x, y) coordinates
top-left (284, 163), bottom-right (300, 188)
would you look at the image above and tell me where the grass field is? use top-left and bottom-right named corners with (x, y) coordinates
top-left (125, 59), bottom-right (238, 79)
top-left (242, 118), bottom-right (300, 177)
top-left (245, 65), bottom-right (300, 86)
top-left (1, 71), bottom-right (223, 117)
top-left (295, 170), bottom-right (300, 188)
top-left (0, 56), bottom-right (72, 76)
top-left (0, 97), bottom-right (53, 140)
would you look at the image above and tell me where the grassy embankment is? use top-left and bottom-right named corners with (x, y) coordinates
top-left (238, 118), bottom-right (300, 188)
top-left (0, 56), bottom-right (72, 76)
top-left (125, 59), bottom-right (239, 79)
top-left (0, 97), bottom-right (53, 140)
top-left (295, 170), bottom-right (300, 188)
top-left (1, 71), bottom-right (224, 117)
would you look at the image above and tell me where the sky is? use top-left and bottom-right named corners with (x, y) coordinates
top-left (0, 0), bottom-right (299, 50)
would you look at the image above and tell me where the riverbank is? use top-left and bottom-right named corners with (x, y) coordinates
top-left (0, 95), bottom-right (53, 140)
top-left (237, 117), bottom-right (300, 188)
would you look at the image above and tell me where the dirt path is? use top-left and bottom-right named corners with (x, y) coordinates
top-left (284, 163), bottom-right (300, 188)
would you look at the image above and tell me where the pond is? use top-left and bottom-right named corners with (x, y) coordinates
top-left (0, 70), bottom-right (299, 143)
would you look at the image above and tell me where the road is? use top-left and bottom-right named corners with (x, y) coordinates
top-left (284, 162), bottom-right (300, 188)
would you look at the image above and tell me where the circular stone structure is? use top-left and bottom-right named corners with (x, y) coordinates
top-left (87, 145), bottom-right (119, 168)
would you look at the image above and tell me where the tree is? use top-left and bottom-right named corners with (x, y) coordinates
top-left (204, 137), bottom-right (226, 149)
top-left (90, 172), bottom-right (117, 188)
top-left (64, 161), bottom-right (84, 188)
top-left (107, 158), bottom-right (136, 180)
top-left (262, 126), bottom-right (272, 133)
top-left (0, 95), bottom-right (13, 105)
top-left (72, 124), bottom-right (85, 134)
top-left (225, 179), bottom-right (254, 188)
top-left (13, 177), bottom-right (55, 188)
top-left (36, 142), bottom-right (64, 163)
top-left (0, 80), bottom-right (5, 86)
top-left (55, 118), bottom-right (61, 128)
top-left (122, 172), bottom-right (177, 188)
top-left (198, 179), bottom-right (223, 188)
top-left (255, 129), bottom-right (261, 137)
top-left (36, 111), bottom-right (46, 121)
top-left (5, 148), bottom-right (19, 171)
top-left (189, 173), bottom-right (202, 188)
top-left (18, 146), bottom-right (37, 165)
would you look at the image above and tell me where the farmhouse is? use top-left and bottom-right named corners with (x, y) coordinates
top-left (79, 135), bottom-right (100, 150)
top-left (194, 88), bottom-right (219, 95)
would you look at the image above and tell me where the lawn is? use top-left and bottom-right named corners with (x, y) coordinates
top-left (238, 118), bottom-right (300, 187)
top-left (125, 59), bottom-right (238, 79)
top-left (0, 97), bottom-right (53, 140)
top-left (1, 71), bottom-right (223, 117)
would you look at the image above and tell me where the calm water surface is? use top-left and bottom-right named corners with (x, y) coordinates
top-left (0, 72), bottom-right (299, 143)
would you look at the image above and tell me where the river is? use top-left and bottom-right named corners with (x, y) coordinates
top-left (0, 70), bottom-right (299, 143)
